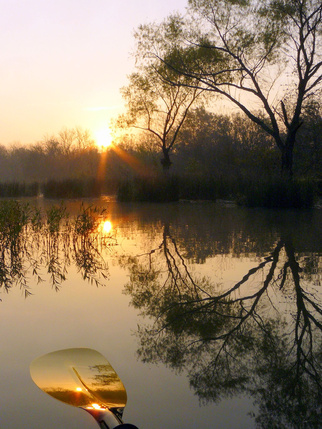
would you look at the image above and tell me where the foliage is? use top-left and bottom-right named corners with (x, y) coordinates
top-left (295, 99), bottom-right (322, 177)
top-left (174, 108), bottom-right (279, 178)
top-left (116, 15), bottom-right (205, 170)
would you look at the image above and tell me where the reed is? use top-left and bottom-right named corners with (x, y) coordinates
top-left (117, 175), bottom-right (179, 202)
top-left (43, 178), bottom-right (101, 199)
top-left (238, 178), bottom-right (316, 209)
top-left (117, 175), bottom-right (317, 208)
top-left (0, 182), bottom-right (39, 197)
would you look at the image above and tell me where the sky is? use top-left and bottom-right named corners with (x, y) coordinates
top-left (0, 0), bottom-right (188, 146)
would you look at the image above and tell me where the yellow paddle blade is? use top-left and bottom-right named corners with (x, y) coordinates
top-left (30, 348), bottom-right (127, 410)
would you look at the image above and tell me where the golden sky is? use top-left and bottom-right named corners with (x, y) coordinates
top-left (0, 0), bottom-right (187, 146)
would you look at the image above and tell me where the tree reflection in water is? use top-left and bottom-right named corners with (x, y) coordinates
top-left (0, 201), bottom-right (115, 296)
top-left (122, 223), bottom-right (322, 428)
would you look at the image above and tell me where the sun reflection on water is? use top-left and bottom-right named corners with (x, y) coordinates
top-left (97, 219), bottom-right (113, 235)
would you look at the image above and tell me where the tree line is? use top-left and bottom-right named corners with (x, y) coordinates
top-left (0, 103), bottom-right (320, 201)
top-left (1, 107), bottom-right (320, 182)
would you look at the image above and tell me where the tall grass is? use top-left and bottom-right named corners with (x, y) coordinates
top-left (117, 174), bottom-right (317, 208)
top-left (0, 182), bottom-right (39, 197)
top-left (43, 178), bottom-right (102, 198)
top-left (117, 175), bottom-right (179, 202)
top-left (177, 175), bottom-right (248, 201)
top-left (0, 175), bottom-right (317, 208)
top-left (237, 178), bottom-right (316, 209)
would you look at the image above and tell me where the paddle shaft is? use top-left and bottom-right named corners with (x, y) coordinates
top-left (83, 408), bottom-right (123, 428)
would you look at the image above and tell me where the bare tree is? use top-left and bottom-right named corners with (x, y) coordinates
top-left (137, 1), bottom-right (322, 177)
top-left (117, 37), bottom-right (204, 171)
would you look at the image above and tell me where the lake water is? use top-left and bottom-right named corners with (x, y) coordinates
top-left (0, 197), bottom-right (321, 429)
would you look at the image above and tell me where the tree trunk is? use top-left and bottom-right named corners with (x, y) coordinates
top-left (281, 146), bottom-right (293, 178)
top-left (161, 150), bottom-right (172, 171)
top-left (280, 129), bottom-right (298, 178)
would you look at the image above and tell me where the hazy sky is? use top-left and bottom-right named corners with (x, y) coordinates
top-left (0, 0), bottom-right (187, 146)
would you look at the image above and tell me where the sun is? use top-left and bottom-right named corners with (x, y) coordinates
top-left (95, 128), bottom-right (113, 149)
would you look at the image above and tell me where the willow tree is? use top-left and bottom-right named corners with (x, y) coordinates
top-left (137, 1), bottom-right (322, 177)
top-left (117, 22), bottom-right (205, 171)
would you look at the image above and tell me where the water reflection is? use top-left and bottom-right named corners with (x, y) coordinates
top-left (99, 220), bottom-right (113, 234)
top-left (0, 201), bottom-right (115, 296)
top-left (122, 222), bottom-right (322, 428)
top-left (1, 199), bottom-right (322, 427)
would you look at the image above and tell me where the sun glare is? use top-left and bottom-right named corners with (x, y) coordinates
top-left (95, 128), bottom-right (113, 149)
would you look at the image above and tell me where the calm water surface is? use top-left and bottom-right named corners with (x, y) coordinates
top-left (0, 198), bottom-right (321, 429)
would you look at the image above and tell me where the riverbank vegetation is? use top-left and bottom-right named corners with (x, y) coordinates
top-left (0, 200), bottom-right (113, 295)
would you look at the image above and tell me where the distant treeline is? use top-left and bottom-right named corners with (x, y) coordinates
top-left (0, 109), bottom-right (321, 206)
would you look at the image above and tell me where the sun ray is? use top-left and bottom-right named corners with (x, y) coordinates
top-left (111, 145), bottom-right (153, 176)
top-left (96, 138), bottom-right (154, 186)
